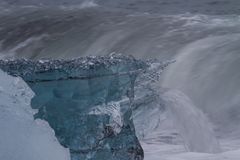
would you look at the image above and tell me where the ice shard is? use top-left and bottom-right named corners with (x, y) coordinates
top-left (0, 70), bottom-right (70, 160)
top-left (0, 54), bottom-right (146, 160)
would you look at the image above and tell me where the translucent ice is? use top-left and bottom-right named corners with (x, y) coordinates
top-left (0, 54), bottom-right (146, 160)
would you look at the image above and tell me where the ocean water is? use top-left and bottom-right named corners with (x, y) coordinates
top-left (1, 0), bottom-right (240, 159)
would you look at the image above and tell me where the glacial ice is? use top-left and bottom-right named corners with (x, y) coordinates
top-left (0, 54), bottom-right (147, 160)
top-left (0, 70), bottom-right (70, 160)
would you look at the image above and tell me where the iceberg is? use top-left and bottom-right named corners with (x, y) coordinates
top-left (0, 54), bottom-right (147, 160)
top-left (0, 70), bottom-right (70, 160)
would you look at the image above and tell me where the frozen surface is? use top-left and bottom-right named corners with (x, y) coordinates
top-left (0, 70), bottom-right (70, 160)
top-left (0, 54), bottom-right (147, 82)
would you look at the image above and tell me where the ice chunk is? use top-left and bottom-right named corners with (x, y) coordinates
top-left (0, 54), bottom-right (146, 160)
top-left (0, 70), bottom-right (70, 160)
